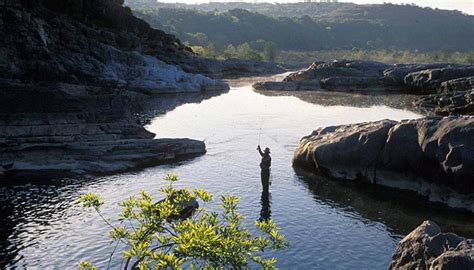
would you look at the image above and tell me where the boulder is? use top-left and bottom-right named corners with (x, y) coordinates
top-left (284, 59), bottom-right (390, 82)
top-left (292, 116), bottom-right (474, 211)
top-left (389, 220), bottom-right (474, 270)
top-left (440, 76), bottom-right (474, 93)
top-left (383, 64), bottom-right (452, 85)
top-left (404, 67), bottom-right (474, 94)
top-left (415, 90), bottom-right (474, 116)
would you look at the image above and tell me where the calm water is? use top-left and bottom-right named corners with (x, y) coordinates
top-left (2, 74), bottom-right (473, 269)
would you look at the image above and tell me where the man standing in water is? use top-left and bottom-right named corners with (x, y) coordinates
top-left (257, 145), bottom-right (271, 192)
top-left (257, 145), bottom-right (271, 221)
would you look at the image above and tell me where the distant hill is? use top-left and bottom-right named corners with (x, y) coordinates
top-left (125, 1), bottom-right (474, 53)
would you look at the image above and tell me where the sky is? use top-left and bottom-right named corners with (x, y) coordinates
top-left (348, 0), bottom-right (473, 14)
top-left (157, 0), bottom-right (474, 15)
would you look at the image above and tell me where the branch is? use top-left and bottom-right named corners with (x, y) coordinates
top-left (96, 209), bottom-right (128, 245)
top-left (129, 243), bottom-right (176, 270)
top-left (107, 239), bottom-right (121, 270)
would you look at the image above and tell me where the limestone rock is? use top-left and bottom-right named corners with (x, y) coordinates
top-left (404, 67), bottom-right (474, 94)
top-left (292, 116), bottom-right (474, 211)
top-left (440, 76), bottom-right (474, 93)
top-left (415, 90), bottom-right (474, 116)
top-left (254, 60), bottom-right (474, 99)
top-left (389, 220), bottom-right (474, 270)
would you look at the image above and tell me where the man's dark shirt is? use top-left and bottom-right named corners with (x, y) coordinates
top-left (260, 154), bottom-right (271, 170)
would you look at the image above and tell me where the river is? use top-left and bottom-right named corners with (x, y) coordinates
top-left (1, 74), bottom-right (473, 269)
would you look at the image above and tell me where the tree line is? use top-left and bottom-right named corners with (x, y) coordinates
top-left (132, 4), bottom-right (474, 53)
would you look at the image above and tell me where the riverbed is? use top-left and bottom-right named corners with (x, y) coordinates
top-left (1, 74), bottom-right (473, 269)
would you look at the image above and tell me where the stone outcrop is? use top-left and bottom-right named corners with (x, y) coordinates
top-left (284, 60), bottom-right (391, 82)
top-left (0, 83), bottom-right (216, 179)
top-left (254, 59), bottom-right (474, 115)
top-left (440, 76), bottom-right (474, 92)
top-left (413, 76), bottom-right (474, 115)
top-left (415, 90), bottom-right (474, 116)
top-left (254, 59), bottom-right (396, 92)
top-left (0, 0), bottom-right (237, 179)
top-left (292, 116), bottom-right (474, 211)
top-left (404, 67), bottom-right (474, 94)
top-left (389, 220), bottom-right (474, 270)
top-left (1, 138), bottom-right (206, 179)
top-left (0, 1), bottom-right (229, 93)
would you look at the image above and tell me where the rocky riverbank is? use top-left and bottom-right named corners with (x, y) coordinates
top-left (389, 220), bottom-right (473, 269)
top-left (254, 60), bottom-right (474, 115)
top-left (292, 116), bottom-right (474, 212)
top-left (0, 0), bottom-right (283, 180)
top-left (0, 82), bottom-right (222, 180)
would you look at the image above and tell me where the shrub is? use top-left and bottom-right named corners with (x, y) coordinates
top-left (78, 173), bottom-right (287, 269)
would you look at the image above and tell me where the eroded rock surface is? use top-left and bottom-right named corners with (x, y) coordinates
top-left (292, 116), bottom-right (474, 211)
top-left (254, 60), bottom-right (474, 115)
top-left (389, 220), bottom-right (474, 270)
top-left (415, 90), bottom-right (474, 116)
top-left (0, 84), bottom-right (212, 179)
top-left (0, 0), bottom-right (234, 179)
top-left (404, 67), bottom-right (474, 94)
top-left (0, 1), bottom-right (229, 93)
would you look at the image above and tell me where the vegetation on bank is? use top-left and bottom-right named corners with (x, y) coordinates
top-left (132, 5), bottom-right (474, 53)
top-left (191, 41), bottom-right (278, 62)
top-left (78, 173), bottom-right (287, 269)
top-left (278, 49), bottom-right (474, 65)
top-left (188, 42), bottom-right (474, 65)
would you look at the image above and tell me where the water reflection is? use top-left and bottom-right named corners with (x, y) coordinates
top-left (259, 190), bottom-right (271, 222)
top-left (0, 178), bottom-right (86, 268)
top-left (294, 169), bottom-right (474, 238)
top-left (257, 90), bottom-right (425, 113)
top-left (136, 91), bottom-right (228, 125)
top-left (1, 74), bottom-right (462, 269)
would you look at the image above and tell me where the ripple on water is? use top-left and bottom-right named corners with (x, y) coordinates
top-left (2, 77), bottom-right (473, 269)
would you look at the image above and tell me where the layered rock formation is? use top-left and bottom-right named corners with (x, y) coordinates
top-left (0, 0), bottom-right (230, 93)
top-left (292, 116), bottom-right (474, 211)
top-left (415, 90), bottom-right (474, 116)
top-left (254, 60), bottom-right (474, 115)
top-left (0, 0), bottom-right (235, 179)
top-left (0, 83), bottom-right (214, 179)
top-left (389, 220), bottom-right (474, 270)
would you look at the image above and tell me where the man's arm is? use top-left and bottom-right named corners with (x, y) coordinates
top-left (257, 145), bottom-right (264, 156)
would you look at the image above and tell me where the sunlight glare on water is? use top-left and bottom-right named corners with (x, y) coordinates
top-left (5, 76), bottom-right (471, 270)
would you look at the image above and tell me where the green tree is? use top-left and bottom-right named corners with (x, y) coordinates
top-left (78, 173), bottom-right (287, 270)
top-left (263, 41), bottom-right (278, 62)
top-left (191, 43), bottom-right (218, 58)
top-left (236, 43), bottom-right (263, 61)
top-left (187, 32), bottom-right (210, 46)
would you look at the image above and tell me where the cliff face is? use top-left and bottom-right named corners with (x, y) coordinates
top-left (1, 0), bottom-right (233, 91)
top-left (0, 0), bottom-right (230, 179)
